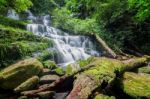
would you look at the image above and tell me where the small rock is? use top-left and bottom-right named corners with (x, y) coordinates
top-left (53, 92), bottom-right (69, 99)
top-left (38, 84), bottom-right (50, 89)
top-left (37, 91), bottom-right (55, 99)
top-left (39, 75), bottom-right (60, 84)
top-left (18, 96), bottom-right (28, 99)
top-left (41, 68), bottom-right (51, 76)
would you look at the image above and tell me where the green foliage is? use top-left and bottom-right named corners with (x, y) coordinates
top-left (30, 0), bottom-right (61, 15)
top-left (0, 0), bottom-right (32, 13)
top-left (0, 41), bottom-right (49, 68)
top-left (0, 24), bottom-right (53, 45)
top-left (53, 0), bottom-right (150, 53)
top-left (0, 23), bottom-right (53, 68)
top-left (13, 41), bottom-right (49, 56)
top-left (0, 16), bottom-right (27, 29)
top-left (128, 0), bottom-right (150, 22)
top-left (37, 50), bottom-right (55, 62)
top-left (78, 57), bottom-right (96, 67)
top-left (14, 0), bottom-right (33, 12)
top-left (66, 65), bottom-right (73, 75)
top-left (53, 8), bottom-right (100, 35)
top-left (43, 60), bottom-right (57, 70)
top-left (55, 67), bottom-right (65, 75)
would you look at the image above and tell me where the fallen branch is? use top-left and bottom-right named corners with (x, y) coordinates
top-left (92, 34), bottom-right (117, 58)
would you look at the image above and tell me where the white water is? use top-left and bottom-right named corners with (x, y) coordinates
top-left (7, 9), bottom-right (19, 20)
top-left (7, 10), bottom-right (102, 67)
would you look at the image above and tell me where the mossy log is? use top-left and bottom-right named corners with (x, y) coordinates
top-left (120, 72), bottom-right (150, 98)
top-left (67, 56), bottom-right (150, 99)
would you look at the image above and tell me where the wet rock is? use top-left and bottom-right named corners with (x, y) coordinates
top-left (39, 74), bottom-right (60, 84)
top-left (0, 58), bottom-right (43, 90)
top-left (53, 92), bottom-right (69, 99)
top-left (18, 96), bottom-right (28, 99)
top-left (37, 91), bottom-right (55, 99)
top-left (41, 68), bottom-right (52, 75)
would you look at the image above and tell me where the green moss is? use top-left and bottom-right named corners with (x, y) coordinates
top-left (137, 66), bottom-right (150, 74)
top-left (94, 94), bottom-right (115, 99)
top-left (0, 24), bottom-right (54, 68)
top-left (14, 41), bottom-right (49, 55)
top-left (77, 57), bottom-right (96, 67)
top-left (0, 16), bottom-right (28, 29)
top-left (0, 58), bottom-right (43, 90)
top-left (43, 60), bottom-right (57, 70)
top-left (84, 58), bottom-right (124, 82)
top-left (66, 65), bottom-right (73, 75)
top-left (121, 72), bottom-right (150, 98)
top-left (37, 50), bottom-right (55, 61)
top-left (0, 41), bottom-right (50, 68)
top-left (54, 67), bottom-right (65, 76)
top-left (0, 25), bottom-right (54, 44)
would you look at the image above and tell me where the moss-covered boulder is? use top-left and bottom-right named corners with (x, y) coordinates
top-left (0, 58), bottom-right (43, 90)
top-left (14, 76), bottom-right (39, 92)
top-left (120, 72), bottom-right (150, 98)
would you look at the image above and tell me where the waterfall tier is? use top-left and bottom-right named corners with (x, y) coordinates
top-left (26, 12), bottom-right (102, 67)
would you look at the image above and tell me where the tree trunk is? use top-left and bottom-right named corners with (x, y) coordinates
top-left (93, 34), bottom-right (117, 58)
top-left (67, 56), bottom-right (150, 99)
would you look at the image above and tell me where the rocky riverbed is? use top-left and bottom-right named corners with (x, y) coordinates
top-left (0, 56), bottom-right (150, 99)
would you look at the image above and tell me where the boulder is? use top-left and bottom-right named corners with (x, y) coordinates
top-left (39, 74), bottom-right (60, 84)
top-left (0, 58), bottom-right (43, 90)
top-left (14, 76), bottom-right (39, 92)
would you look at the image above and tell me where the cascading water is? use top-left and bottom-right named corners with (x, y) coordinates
top-left (26, 12), bottom-right (102, 67)
top-left (7, 9), bottom-right (19, 20)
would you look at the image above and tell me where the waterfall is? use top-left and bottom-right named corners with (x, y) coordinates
top-left (26, 12), bottom-right (102, 67)
top-left (7, 9), bottom-right (19, 20)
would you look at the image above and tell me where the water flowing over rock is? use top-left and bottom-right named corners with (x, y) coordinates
top-left (7, 9), bottom-right (19, 20)
top-left (26, 12), bottom-right (102, 67)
